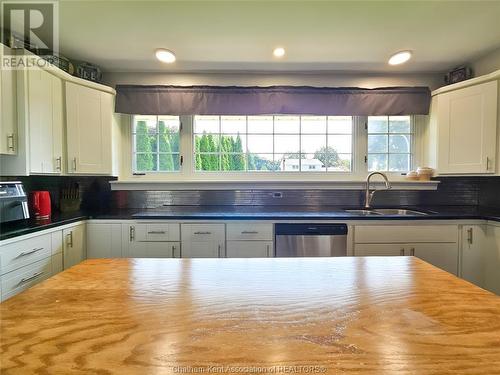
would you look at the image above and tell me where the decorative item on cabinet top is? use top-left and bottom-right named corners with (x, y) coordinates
top-left (444, 66), bottom-right (473, 85)
top-left (75, 62), bottom-right (102, 83)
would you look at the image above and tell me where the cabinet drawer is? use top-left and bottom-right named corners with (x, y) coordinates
top-left (135, 223), bottom-right (180, 242)
top-left (355, 225), bottom-right (458, 243)
top-left (0, 233), bottom-right (52, 275)
top-left (129, 241), bottom-right (180, 258)
top-left (354, 244), bottom-right (406, 257)
top-left (227, 241), bottom-right (273, 258)
top-left (1, 257), bottom-right (52, 300)
top-left (182, 224), bottom-right (225, 241)
top-left (227, 223), bottom-right (273, 240)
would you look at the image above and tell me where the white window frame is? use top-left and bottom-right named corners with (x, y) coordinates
top-left (192, 115), bottom-right (354, 173)
top-left (360, 115), bottom-right (417, 176)
top-left (131, 115), bottom-right (181, 174)
top-left (122, 115), bottom-right (421, 182)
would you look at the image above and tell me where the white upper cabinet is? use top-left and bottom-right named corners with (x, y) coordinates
top-left (27, 68), bottom-right (63, 174)
top-left (0, 45), bottom-right (17, 155)
top-left (428, 80), bottom-right (498, 174)
top-left (66, 82), bottom-right (114, 174)
top-left (0, 63), bottom-right (64, 175)
top-left (0, 50), bottom-right (117, 176)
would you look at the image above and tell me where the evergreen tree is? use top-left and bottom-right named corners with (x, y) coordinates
top-left (207, 134), bottom-right (219, 170)
top-left (135, 121), bottom-right (153, 171)
top-left (195, 137), bottom-right (202, 170)
top-left (247, 153), bottom-right (256, 170)
top-left (220, 136), bottom-right (232, 171)
top-left (199, 134), bottom-right (211, 170)
top-left (158, 121), bottom-right (174, 171)
top-left (232, 135), bottom-right (245, 171)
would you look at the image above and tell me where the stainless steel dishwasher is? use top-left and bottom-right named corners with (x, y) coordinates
top-left (275, 223), bottom-right (348, 257)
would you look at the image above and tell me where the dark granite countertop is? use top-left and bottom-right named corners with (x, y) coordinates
top-left (1, 205), bottom-right (500, 241)
top-left (0, 211), bottom-right (89, 241)
top-left (129, 205), bottom-right (500, 221)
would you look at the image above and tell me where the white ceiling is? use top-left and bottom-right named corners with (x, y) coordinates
top-left (58, 0), bottom-right (500, 73)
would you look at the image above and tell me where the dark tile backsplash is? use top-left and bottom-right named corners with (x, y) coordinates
top-left (0, 175), bottom-right (117, 211)
top-left (2, 175), bottom-right (500, 211)
top-left (478, 177), bottom-right (500, 209)
top-left (109, 177), bottom-right (484, 209)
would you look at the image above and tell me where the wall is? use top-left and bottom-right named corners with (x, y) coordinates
top-left (103, 71), bottom-right (444, 90)
top-left (470, 47), bottom-right (500, 76)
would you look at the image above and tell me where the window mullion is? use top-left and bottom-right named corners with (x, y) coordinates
top-left (356, 116), bottom-right (368, 175)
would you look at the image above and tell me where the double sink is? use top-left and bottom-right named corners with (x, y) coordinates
top-left (343, 208), bottom-right (431, 216)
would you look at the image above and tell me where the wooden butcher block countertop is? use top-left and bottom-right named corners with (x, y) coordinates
top-left (1, 257), bottom-right (500, 375)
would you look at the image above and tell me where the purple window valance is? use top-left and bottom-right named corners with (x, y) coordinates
top-left (115, 85), bottom-right (431, 116)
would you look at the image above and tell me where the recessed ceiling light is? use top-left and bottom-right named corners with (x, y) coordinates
top-left (388, 50), bottom-right (412, 65)
top-left (155, 48), bottom-right (176, 63)
top-left (273, 47), bottom-right (285, 58)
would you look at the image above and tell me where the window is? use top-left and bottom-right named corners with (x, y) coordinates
top-left (132, 115), bottom-right (180, 172)
top-left (367, 116), bottom-right (413, 172)
top-left (193, 115), bottom-right (353, 172)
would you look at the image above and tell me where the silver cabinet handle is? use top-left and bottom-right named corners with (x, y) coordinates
top-left (194, 231), bottom-right (212, 235)
top-left (130, 226), bottom-right (135, 242)
top-left (17, 247), bottom-right (44, 258)
top-left (7, 134), bottom-right (15, 151)
top-left (72, 157), bottom-right (77, 171)
top-left (171, 245), bottom-right (176, 256)
top-left (56, 156), bottom-right (62, 171)
top-left (467, 228), bottom-right (473, 245)
top-left (486, 157), bottom-right (491, 171)
top-left (66, 232), bottom-right (73, 248)
top-left (241, 231), bottom-right (258, 234)
top-left (217, 244), bottom-right (222, 258)
top-left (148, 231), bottom-right (166, 234)
top-left (266, 244), bottom-right (271, 257)
top-left (18, 271), bottom-right (44, 285)
top-left (410, 248), bottom-right (415, 256)
top-left (400, 248), bottom-right (405, 256)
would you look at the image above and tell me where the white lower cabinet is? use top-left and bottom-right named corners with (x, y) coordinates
top-left (484, 224), bottom-right (500, 295)
top-left (354, 224), bottom-right (459, 275)
top-left (226, 241), bottom-right (273, 258)
top-left (459, 223), bottom-right (500, 295)
top-left (354, 244), bottom-right (406, 257)
top-left (353, 243), bottom-right (459, 275)
top-left (128, 241), bottom-right (181, 258)
top-left (122, 223), bottom-right (180, 258)
top-left (0, 225), bottom-right (68, 301)
top-left (460, 224), bottom-right (487, 287)
top-left (181, 224), bottom-right (225, 258)
top-left (63, 223), bottom-right (86, 269)
top-left (87, 223), bottom-right (123, 258)
top-left (226, 222), bottom-right (274, 257)
top-left (412, 243), bottom-right (458, 275)
top-left (1, 257), bottom-right (53, 301)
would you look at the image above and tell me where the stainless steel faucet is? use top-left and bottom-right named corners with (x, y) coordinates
top-left (364, 172), bottom-right (392, 209)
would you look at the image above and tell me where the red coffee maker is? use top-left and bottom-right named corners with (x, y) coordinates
top-left (30, 191), bottom-right (51, 220)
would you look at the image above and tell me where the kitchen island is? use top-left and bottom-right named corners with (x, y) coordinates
top-left (1, 257), bottom-right (499, 374)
